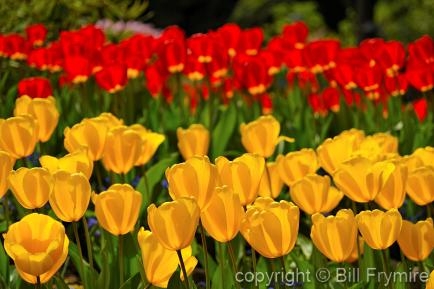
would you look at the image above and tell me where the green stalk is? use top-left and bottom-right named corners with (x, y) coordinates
top-left (119, 235), bottom-right (124, 286)
top-left (36, 276), bottom-right (41, 289)
top-left (227, 242), bottom-right (242, 289)
top-left (380, 249), bottom-right (393, 289)
top-left (72, 222), bottom-right (86, 287)
top-left (251, 248), bottom-right (258, 289)
top-left (177, 250), bottom-right (190, 289)
top-left (199, 222), bottom-right (210, 289)
top-left (82, 218), bottom-right (94, 271)
top-left (218, 242), bottom-right (225, 289)
top-left (270, 260), bottom-right (281, 289)
top-left (3, 196), bottom-right (10, 228)
top-left (280, 256), bottom-right (287, 288)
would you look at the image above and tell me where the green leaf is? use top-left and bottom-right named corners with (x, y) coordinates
top-left (167, 270), bottom-right (183, 289)
top-left (0, 240), bottom-right (9, 284)
top-left (119, 272), bottom-right (142, 289)
top-left (394, 262), bottom-right (409, 289)
top-left (53, 276), bottom-right (70, 289)
top-left (211, 102), bottom-right (237, 158)
top-left (69, 242), bottom-right (97, 289)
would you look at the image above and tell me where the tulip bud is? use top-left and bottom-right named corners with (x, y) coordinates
top-left (64, 117), bottom-right (110, 161)
top-left (14, 95), bottom-right (59, 142)
top-left (0, 115), bottom-right (39, 159)
top-left (258, 162), bottom-right (284, 198)
top-left (276, 149), bottom-right (319, 187)
top-left (240, 197), bottom-right (299, 258)
top-left (201, 186), bottom-right (244, 242)
top-left (240, 115), bottom-right (293, 157)
top-left (291, 174), bottom-right (343, 215)
top-left (39, 150), bottom-right (93, 179)
top-left (216, 153), bottom-right (265, 206)
top-left (94, 184), bottom-right (142, 235)
top-left (406, 166), bottom-right (434, 206)
top-left (130, 124), bottom-right (165, 166)
top-left (8, 167), bottom-right (52, 209)
top-left (3, 213), bottom-right (69, 284)
top-left (333, 156), bottom-right (395, 203)
top-left (356, 209), bottom-right (402, 250)
top-left (102, 126), bottom-right (142, 174)
top-left (177, 124), bottom-right (209, 160)
top-left (374, 160), bottom-right (408, 210)
top-left (310, 209), bottom-right (358, 262)
top-left (397, 218), bottom-right (434, 261)
top-left (147, 197), bottom-right (200, 250)
top-left (317, 130), bottom-right (364, 174)
top-left (166, 156), bottom-right (218, 210)
top-left (0, 151), bottom-right (15, 198)
top-left (49, 171), bottom-right (91, 222)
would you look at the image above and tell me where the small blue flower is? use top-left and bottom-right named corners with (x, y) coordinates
top-left (87, 217), bottom-right (98, 228)
top-left (161, 179), bottom-right (168, 189)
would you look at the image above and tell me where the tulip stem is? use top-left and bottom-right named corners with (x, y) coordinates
top-left (176, 249), bottom-right (190, 289)
top-left (119, 235), bottom-right (124, 286)
top-left (3, 196), bottom-right (10, 228)
top-left (227, 242), bottom-right (242, 289)
top-left (280, 256), bottom-right (287, 288)
top-left (270, 260), bottom-right (281, 289)
top-left (82, 218), bottom-right (94, 270)
top-left (218, 242), bottom-right (225, 289)
top-left (72, 222), bottom-right (86, 287)
top-left (380, 250), bottom-right (393, 289)
top-left (36, 276), bottom-right (41, 289)
top-left (199, 222), bottom-right (211, 289)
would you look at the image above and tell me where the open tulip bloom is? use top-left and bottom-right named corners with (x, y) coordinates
top-left (0, 20), bottom-right (434, 289)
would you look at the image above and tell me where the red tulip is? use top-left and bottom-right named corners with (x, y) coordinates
top-left (360, 38), bottom-right (385, 67)
top-left (160, 26), bottom-right (185, 42)
top-left (308, 93), bottom-right (327, 116)
top-left (25, 24), bottom-right (47, 47)
top-left (332, 64), bottom-right (357, 90)
top-left (259, 50), bottom-right (282, 75)
top-left (282, 22), bottom-right (309, 49)
top-left (384, 74), bottom-right (408, 96)
top-left (376, 41), bottom-right (406, 76)
top-left (217, 23), bottom-right (241, 57)
top-left (342, 89), bottom-right (361, 107)
top-left (158, 39), bottom-right (186, 73)
top-left (297, 70), bottom-right (319, 92)
top-left (238, 27), bottom-right (263, 56)
top-left (27, 48), bottom-right (49, 70)
top-left (408, 35), bottom-right (434, 67)
top-left (304, 40), bottom-right (340, 73)
top-left (406, 65), bottom-right (434, 92)
top-left (184, 55), bottom-right (206, 81)
top-left (18, 77), bottom-right (53, 98)
top-left (145, 62), bottom-right (168, 97)
top-left (322, 86), bottom-right (340, 112)
top-left (95, 65), bottom-right (128, 93)
top-left (207, 42), bottom-right (229, 79)
top-left (187, 34), bottom-right (214, 63)
top-left (284, 49), bottom-right (305, 73)
top-left (355, 64), bottom-right (383, 99)
top-left (2, 34), bottom-right (28, 60)
top-left (260, 93), bottom-right (273, 114)
top-left (413, 98), bottom-right (428, 122)
top-left (64, 56), bottom-right (93, 84)
top-left (233, 55), bottom-right (270, 95)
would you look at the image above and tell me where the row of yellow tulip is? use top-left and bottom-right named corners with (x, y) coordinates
top-left (1, 101), bottom-right (434, 288)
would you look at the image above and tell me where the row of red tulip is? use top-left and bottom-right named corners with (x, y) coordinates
top-left (1, 22), bottom-right (433, 120)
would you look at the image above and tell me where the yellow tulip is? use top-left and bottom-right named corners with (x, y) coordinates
top-left (333, 156), bottom-right (395, 203)
top-left (397, 218), bottom-right (434, 261)
top-left (240, 197), bottom-right (299, 258)
top-left (240, 115), bottom-right (293, 157)
top-left (291, 174), bottom-right (343, 215)
top-left (201, 186), bottom-right (244, 242)
top-left (374, 160), bottom-right (408, 210)
top-left (216, 153), bottom-right (265, 206)
top-left (97, 112), bottom-right (124, 128)
top-left (8, 167), bottom-right (52, 209)
top-left (166, 156), bottom-right (218, 210)
top-left (137, 228), bottom-right (197, 288)
top-left (345, 237), bottom-right (364, 263)
top-left (406, 166), bottom-right (434, 206)
top-left (64, 117), bottom-right (110, 161)
top-left (177, 124), bottom-right (209, 160)
top-left (3, 213), bottom-right (69, 284)
top-left (94, 184), bottom-right (142, 235)
top-left (401, 154), bottom-right (424, 174)
top-left (258, 162), bottom-right (284, 198)
top-left (0, 151), bottom-right (15, 198)
top-left (14, 96), bottom-right (59, 142)
top-left (49, 171), bottom-right (91, 222)
top-left (276, 149), bottom-right (319, 187)
top-left (427, 271), bottom-right (434, 289)
top-left (130, 124), bottom-right (165, 166)
top-left (310, 209), bottom-right (358, 262)
top-left (102, 126), bottom-right (143, 174)
top-left (147, 197), bottom-right (200, 251)
top-left (317, 130), bottom-right (364, 174)
top-left (39, 150), bottom-right (93, 179)
top-left (356, 209), bottom-right (402, 250)
top-left (411, 146), bottom-right (434, 168)
top-left (355, 133), bottom-right (398, 161)
top-left (0, 115), bottom-right (39, 159)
